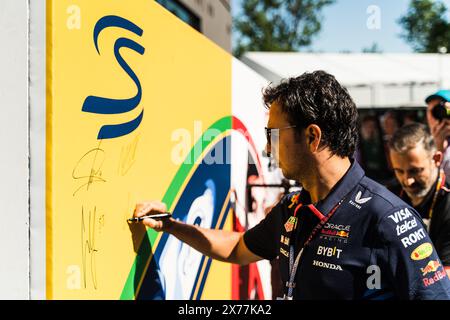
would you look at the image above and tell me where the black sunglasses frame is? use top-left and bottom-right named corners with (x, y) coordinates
top-left (264, 125), bottom-right (297, 145)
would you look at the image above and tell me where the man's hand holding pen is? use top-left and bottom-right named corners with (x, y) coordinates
top-left (131, 201), bottom-right (174, 232)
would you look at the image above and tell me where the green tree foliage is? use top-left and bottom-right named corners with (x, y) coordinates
top-left (399, 0), bottom-right (450, 53)
top-left (233, 0), bottom-right (335, 57)
top-left (362, 42), bottom-right (383, 53)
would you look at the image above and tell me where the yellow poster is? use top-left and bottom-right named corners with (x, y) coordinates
top-left (47, 0), bottom-right (232, 299)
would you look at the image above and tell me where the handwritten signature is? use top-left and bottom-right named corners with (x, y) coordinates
top-left (72, 142), bottom-right (106, 196)
top-left (81, 205), bottom-right (100, 290)
top-left (118, 134), bottom-right (140, 176)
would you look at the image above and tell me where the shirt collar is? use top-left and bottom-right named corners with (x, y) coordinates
top-left (301, 159), bottom-right (366, 216)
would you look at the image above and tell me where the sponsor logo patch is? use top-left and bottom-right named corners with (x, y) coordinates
top-left (312, 260), bottom-right (343, 271)
top-left (284, 216), bottom-right (297, 233)
top-left (288, 193), bottom-right (300, 209)
top-left (280, 247), bottom-right (289, 258)
top-left (423, 269), bottom-right (447, 287)
top-left (349, 191), bottom-right (372, 209)
top-left (321, 229), bottom-right (350, 237)
top-left (388, 208), bottom-right (413, 224)
top-left (324, 223), bottom-right (351, 231)
top-left (396, 217), bottom-right (418, 236)
top-left (280, 235), bottom-right (290, 246)
top-left (401, 228), bottom-right (426, 248)
top-left (316, 246), bottom-right (343, 259)
top-left (421, 260), bottom-right (441, 276)
top-left (320, 223), bottom-right (351, 243)
top-left (336, 230), bottom-right (349, 238)
top-left (411, 243), bottom-right (433, 261)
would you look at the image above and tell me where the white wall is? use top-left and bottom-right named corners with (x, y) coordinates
top-left (29, 0), bottom-right (46, 300)
top-left (0, 0), bottom-right (29, 299)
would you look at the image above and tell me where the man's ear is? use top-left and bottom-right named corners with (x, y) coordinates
top-left (305, 124), bottom-right (322, 153)
top-left (433, 151), bottom-right (443, 167)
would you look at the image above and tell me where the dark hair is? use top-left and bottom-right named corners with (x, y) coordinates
top-left (262, 71), bottom-right (359, 158)
top-left (389, 123), bottom-right (436, 154)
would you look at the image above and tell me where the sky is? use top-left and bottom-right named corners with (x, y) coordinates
top-left (231, 0), bottom-right (450, 53)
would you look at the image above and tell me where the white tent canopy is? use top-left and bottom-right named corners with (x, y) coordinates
top-left (241, 52), bottom-right (450, 108)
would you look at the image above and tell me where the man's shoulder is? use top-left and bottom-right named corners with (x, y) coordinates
top-left (356, 177), bottom-right (428, 245)
top-left (356, 176), bottom-right (417, 220)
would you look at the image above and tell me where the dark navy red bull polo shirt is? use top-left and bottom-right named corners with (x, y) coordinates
top-left (244, 161), bottom-right (450, 300)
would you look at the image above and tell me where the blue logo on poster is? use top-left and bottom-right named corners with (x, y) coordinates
top-left (82, 15), bottom-right (145, 140)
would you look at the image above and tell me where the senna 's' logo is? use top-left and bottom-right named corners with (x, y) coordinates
top-left (82, 15), bottom-right (145, 140)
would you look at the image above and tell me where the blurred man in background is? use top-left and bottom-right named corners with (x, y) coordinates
top-left (426, 90), bottom-right (450, 180)
top-left (389, 123), bottom-right (450, 277)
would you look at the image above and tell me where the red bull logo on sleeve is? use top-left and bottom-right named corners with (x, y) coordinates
top-left (422, 270), bottom-right (447, 288)
top-left (421, 260), bottom-right (441, 276)
top-left (420, 260), bottom-right (448, 287)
